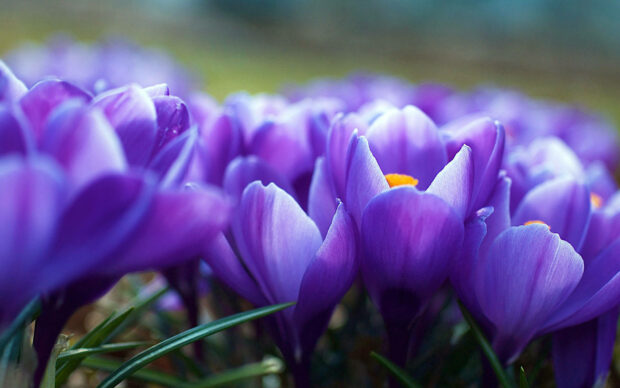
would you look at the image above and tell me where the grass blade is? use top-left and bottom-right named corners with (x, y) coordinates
top-left (185, 356), bottom-right (284, 388)
top-left (96, 302), bottom-right (294, 388)
top-left (0, 298), bottom-right (40, 351)
top-left (457, 300), bottom-right (515, 388)
top-left (82, 356), bottom-right (187, 387)
top-left (370, 351), bottom-right (422, 388)
top-left (519, 366), bottom-right (529, 388)
top-left (57, 342), bottom-right (148, 362)
top-left (55, 308), bottom-right (135, 385)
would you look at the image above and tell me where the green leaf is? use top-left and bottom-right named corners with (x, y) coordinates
top-left (39, 335), bottom-right (70, 388)
top-left (457, 301), bottom-right (515, 388)
top-left (57, 342), bottom-right (148, 362)
top-left (186, 356), bottom-right (284, 388)
top-left (0, 298), bottom-right (40, 351)
top-left (370, 351), bottom-right (422, 388)
top-left (104, 286), bottom-right (169, 342)
top-left (82, 356), bottom-right (187, 387)
top-left (519, 366), bottom-right (529, 388)
top-left (55, 308), bottom-right (135, 385)
top-left (96, 302), bottom-right (294, 388)
top-left (83, 356), bottom-right (284, 388)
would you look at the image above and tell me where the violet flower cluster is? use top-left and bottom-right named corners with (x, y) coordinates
top-left (1, 47), bottom-right (620, 388)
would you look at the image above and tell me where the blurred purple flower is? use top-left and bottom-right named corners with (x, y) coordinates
top-left (5, 35), bottom-right (198, 97)
top-left (0, 62), bottom-right (231, 380)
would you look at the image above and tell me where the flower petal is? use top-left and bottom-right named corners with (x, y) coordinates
top-left (546, 239), bottom-right (620, 329)
top-left (442, 116), bottom-right (505, 211)
top-left (513, 177), bottom-right (591, 251)
top-left (426, 145), bottom-right (474, 220)
top-left (475, 224), bottom-right (584, 362)
top-left (0, 157), bottom-right (65, 325)
top-left (365, 106), bottom-right (447, 189)
top-left (361, 186), bottom-right (463, 326)
top-left (0, 60), bottom-right (27, 103)
top-left (326, 113), bottom-right (367, 198)
top-left (41, 101), bottom-right (127, 190)
top-left (151, 95), bottom-right (190, 156)
top-left (102, 184), bottom-right (231, 275)
top-left (223, 156), bottom-right (296, 202)
top-left (344, 134), bottom-right (388, 226)
top-left (552, 309), bottom-right (618, 388)
top-left (19, 79), bottom-right (91, 140)
top-left (203, 233), bottom-right (267, 306)
top-left (308, 157), bottom-right (338, 238)
top-left (232, 182), bottom-right (322, 305)
top-left (92, 84), bottom-right (158, 166)
top-left (294, 203), bottom-right (358, 355)
top-left (0, 105), bottom-right (31, 156)
top-left (47, 173), bottom-right (153, 288)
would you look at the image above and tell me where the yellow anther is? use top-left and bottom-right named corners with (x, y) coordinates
top-left (590, 193), bottom-right (603, 210)
top-left (385, 173), bottom-right (419, 188)
top-left (524, 220), bottom-right (550, 229)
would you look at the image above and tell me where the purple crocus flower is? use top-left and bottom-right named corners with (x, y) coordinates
top-left (5, 35), bottom-right (198, 97)
top-left (307, 105), bottom-right (504, 367)
top-left (0, 62), bottom-right (231, 381)
top-left (454, 157), bottom-right (620, 386)
top-left (203, 182), bottom-right (357, 387)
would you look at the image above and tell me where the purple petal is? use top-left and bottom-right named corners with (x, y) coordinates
top-left (361, 186), bottom-right (463, 325)
top-left (223, 156), bottom-right (295, 202)
top-left (442, 116), bottom-right (505, 211)
top-left (41, 101), bottom-right (127, 190)
top-left (46, 173), bottom-right (153, 289)
top-left (294, 203), bottom-right (358, 355)
top-left (308, 157), bottom-right (338, 238)
top-left (365, 106), bottom-right (447, 189)
top-left (232, 182), bottom-right (322, 305)
top-left (585, 162), bottom-right (617, 202)
top-left (0, 105), bottom-right (31, 156)
top-left (151, 95), bottom-right (190, 156)
top-left (0, 157), bottom-right (65, 325)
top-left (143, 83), bottom-right (170, 98)
top-left (546, 239), bottom-right (620, 329)
top-left (479, 176), bottom-right (512, 259)
top-left (512, 177), bottom-right (591, 251)
top-left (552, 309), bottom-right (618, 388)
top-left (102, 184), bottom-right (232, 275)
top-left (344, 135), bottom-right (389, 226)
top-left (475, 224), bottom-right (584, 362)
top-left (19, 79), bottom-right (91, 140)
top-left (0, 60), bottom-right (27, 103)
top-left (250, 119), bottom-right (313, 181)
top-left (201, 110), bottom-right (243, 185)
top-left (203, 233), bottom-right (267, 306)
top-left (148, 127), bottom-right (198, 188)
top-left (426, 145), bottom-right (474, 220)
top-left (92, 84), bottom-right (158, 167)
top-left (326, 113), bottom-right (367, 198)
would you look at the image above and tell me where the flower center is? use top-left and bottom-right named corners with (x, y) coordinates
top-left (590, 193), bottom-right (603, 209)
top-left (385, 173), bottom-right (419, 188)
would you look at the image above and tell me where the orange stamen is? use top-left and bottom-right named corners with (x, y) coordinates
top-left (385, 173), bottom-right (419, 188)
top-left (524, 220), bottom-right (550, 229)
top-left (590, 193), bottom-right (603, 210)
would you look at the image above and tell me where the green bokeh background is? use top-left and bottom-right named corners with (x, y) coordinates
top-left (2, 0), bottom-right (619, 127)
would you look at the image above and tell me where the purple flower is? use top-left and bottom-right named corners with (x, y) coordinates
top-left (5, 35), bottom-right (198, 97)
top-left (309, 105), bottom-right (504, 366)
top-left (0, 62), bottom-right (231, 380)
top-left (203, 182), bottom-right (357, 386)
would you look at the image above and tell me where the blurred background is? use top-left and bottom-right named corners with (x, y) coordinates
top-left (1, 0), bottom-right (619, 125)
